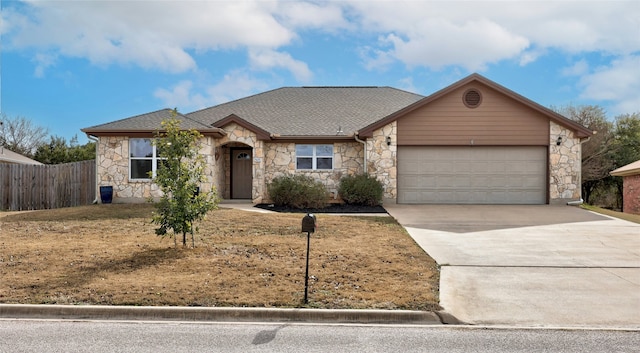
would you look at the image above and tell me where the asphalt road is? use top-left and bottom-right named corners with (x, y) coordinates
top-left (1, 320), bottom-right (638, 353)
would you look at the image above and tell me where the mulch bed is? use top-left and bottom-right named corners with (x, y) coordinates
top-left (254, 203), bottom-right (388, 214)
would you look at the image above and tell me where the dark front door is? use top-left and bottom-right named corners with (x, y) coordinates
top-left (231, 149), bottom-right (252, 199)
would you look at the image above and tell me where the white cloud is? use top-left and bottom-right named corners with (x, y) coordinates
top-left (6, 0), bottom-right (639, 79)
top-left (578, 55), bottom-right (640, 114)
top-left (359, 43), bottom-right (396, 71)
top-left (153, 80), bottom-right (207, 110)
top-left (32, 52), bottom-right (57, 78)
top-left (248, 49), bottom-right (313, 82)
top-left (5, 0), bottom-right (640, 114)
top-left (5, 0), bottom-right (298, 73)
top-left (519, 48), bottom-right (546, 67)
top-left (382, 18), bottom-right (529, 71)
top-left (519, 3), bottom-right (640, 55)
top-left (276, 1), bottom-right (350, 32)
top-left (562, 59), bottom-right (589, 77)
top-left (345, 1), bottom-right (640, 71)
top-left (154, 72), bottom-right (269, 111)
top-left (206, 71), bottom-right (269, 105)
top-left (397, 76), bottom-right (417, 93)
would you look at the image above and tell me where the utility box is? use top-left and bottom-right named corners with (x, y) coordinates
top-left (301, 213), bottom-right (316, 233)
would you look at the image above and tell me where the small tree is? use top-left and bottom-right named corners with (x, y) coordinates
top-left (151, 113), bottom-right (218, 247)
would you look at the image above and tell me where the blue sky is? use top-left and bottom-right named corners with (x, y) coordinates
top-left (1, 0), bottom-right (639, 144)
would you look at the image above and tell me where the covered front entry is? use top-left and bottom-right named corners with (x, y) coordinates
top-left (397, 146), bottom-right (547, 204)
top-left (231, 148), bottom-right (252, 199)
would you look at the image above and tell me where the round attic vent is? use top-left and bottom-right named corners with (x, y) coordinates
top-left (463, 88), bottom-right (482, 108)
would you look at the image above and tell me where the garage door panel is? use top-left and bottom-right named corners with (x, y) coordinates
top-left (398, 146), bottom-right (547, 204)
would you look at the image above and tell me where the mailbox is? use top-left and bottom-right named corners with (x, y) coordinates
top-left (301, 213), bottom-right (316, 233)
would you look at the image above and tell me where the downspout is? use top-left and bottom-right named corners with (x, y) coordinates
top-left (86, 134), bottom-right (100, 204)
top-left (354, 134), bottom-right (367, 174)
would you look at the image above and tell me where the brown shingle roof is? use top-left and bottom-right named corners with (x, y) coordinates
top-left (82, 74), bottom-right (593, 140)
top-left (187, 87), bottom-right (425, 137)
top-left (81, 109), bottom-right (224, 137)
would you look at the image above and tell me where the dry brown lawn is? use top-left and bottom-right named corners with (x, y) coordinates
top-left (0, 204), bottom-right (440, 311)
top-left (581, 204), bottom-right (640, 224)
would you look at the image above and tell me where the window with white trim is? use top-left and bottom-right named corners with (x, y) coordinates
top-left (129, 138), bottom-right (164, 180)
top-left (296, 144), bottom-right (333, 170)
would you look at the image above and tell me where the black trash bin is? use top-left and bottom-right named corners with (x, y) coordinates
top-left (100, 186), bottom-right (113, 204)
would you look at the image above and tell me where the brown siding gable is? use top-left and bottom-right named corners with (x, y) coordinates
top-left (358, 73), bottom-right (594, 139)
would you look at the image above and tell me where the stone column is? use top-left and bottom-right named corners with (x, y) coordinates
top-left (549, 122), bottom-right (582, 204)
top-left (367, 122), bottom-right (397, 202)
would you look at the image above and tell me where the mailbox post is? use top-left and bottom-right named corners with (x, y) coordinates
top-left (301, 213), bottom-right (316, 304)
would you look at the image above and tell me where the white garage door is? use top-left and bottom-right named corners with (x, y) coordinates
top-left (397, 146), bottom-right (547, 204)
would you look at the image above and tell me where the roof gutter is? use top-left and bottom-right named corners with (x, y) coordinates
top-left (80, 128), bottom-right (226, 138)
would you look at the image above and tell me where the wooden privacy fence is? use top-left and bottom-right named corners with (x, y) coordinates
top-left (0, 160), bottom-right (96, 211)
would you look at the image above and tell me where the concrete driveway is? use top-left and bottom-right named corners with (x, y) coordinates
top-left (384, 204), bottom-right (640, 328)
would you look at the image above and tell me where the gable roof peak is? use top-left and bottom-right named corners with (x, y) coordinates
top-left (358, 73), bottom-right (593, 138)
top-left (82, 107), bottom-right (224, 136)
top-left (301, 86), bottom-right (380, 88)
top-left (187, 86), bottom-right (425, 137)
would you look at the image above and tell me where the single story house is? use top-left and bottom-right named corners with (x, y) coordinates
top-left (82, 73), bottom-right (593, 205)
top-left (610, 160), bottom-right (640, 214)
top-left (0, 147), bottom-right (43, 165)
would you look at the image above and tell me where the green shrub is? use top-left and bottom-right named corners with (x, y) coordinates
top-left (338, 174), bottom-right (384, 206)
top-left (268, 174), bottom-right (328, 209)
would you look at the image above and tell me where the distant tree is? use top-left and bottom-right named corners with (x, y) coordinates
top-left (151, 112), bottom-right (219, 247)
top-left (609, 113), bottom-right (640, 209)
top-left (33, 135), bottom-right (96, 164)
top-left (610, 113), bottom-right (640, 167)
top-left (0, 114), bottom-right (49, 157)
top-left (553, 105), bottom-right (614, 204)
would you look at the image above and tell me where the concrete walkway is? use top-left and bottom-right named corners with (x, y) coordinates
top-left (385, 204), bottom-right (640, 328)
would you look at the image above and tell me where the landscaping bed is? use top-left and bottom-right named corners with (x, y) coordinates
top-left (254, 203), bottom-right (387, 214)
top-left (0, 204), bottom-right (440, 310)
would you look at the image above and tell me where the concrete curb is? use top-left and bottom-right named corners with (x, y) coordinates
top-left (0, 304), bottom-right (444, 325)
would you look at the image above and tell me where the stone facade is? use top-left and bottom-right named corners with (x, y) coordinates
top-left (366, 122), bottom-right (397, 201)
top-left (621, 174), bottom-right (640, 214)
top-left (262, 141), bottom-right (364, 201)
top-left (97, 119), bottom-right (584, 205)
top-left (215, 123), bottom-right (263, 203)
top-left (97, 128), bottom-right (365, 204)
top-left (549, 121), bottom-right (582, 203)
top-left (97, 135), bottom-right (217, 202)
top-left (97, 136), bottom-right (160, 201)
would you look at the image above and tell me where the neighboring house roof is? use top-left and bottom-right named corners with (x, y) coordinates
top-left (0, 147), bottom-right (43, 165)
top-left (81, 108), bottom-right (225, 137)
top-left (359, 73), bottom-right (594, 138)
top-left (610, 160), bottom-right (640, 177)
top-left (187, 87), bottom-right (425, 137)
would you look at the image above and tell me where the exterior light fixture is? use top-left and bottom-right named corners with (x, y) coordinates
top-left (386, 136), bottom-right (391, 146)
top-left (556, 136), bottom-right (562, 146)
